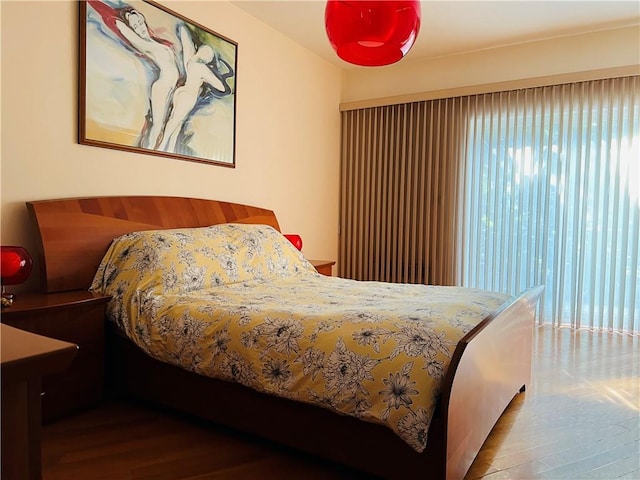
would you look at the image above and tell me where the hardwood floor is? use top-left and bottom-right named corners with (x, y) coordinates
top-left (41, 326), bottom-right (639, 479)
top-left (466, 326), bottom-right (639, 480)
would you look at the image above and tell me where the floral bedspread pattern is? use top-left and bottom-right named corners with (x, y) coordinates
top-left (91, 223), bottom-right (511, 452)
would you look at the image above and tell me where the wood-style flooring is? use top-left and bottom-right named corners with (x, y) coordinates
top-left (41, 326), bottom-right (639, 480)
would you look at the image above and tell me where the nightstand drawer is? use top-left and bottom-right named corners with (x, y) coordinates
top-left (1, 291), bottom-right (110, 421)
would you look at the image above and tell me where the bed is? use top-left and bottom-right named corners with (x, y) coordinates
top-left (26, 195), bottom-right (543, 480)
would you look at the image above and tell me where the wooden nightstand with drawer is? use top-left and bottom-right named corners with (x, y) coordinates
top-left (309, 259), bottom-right (336, 276)
top-left (1, 324), bottom-right (77, 480)
top-left (1, 291), bottom-right (111, 421)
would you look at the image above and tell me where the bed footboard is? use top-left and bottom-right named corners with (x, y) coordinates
top-left (442, 286), bottom-right (543, 480)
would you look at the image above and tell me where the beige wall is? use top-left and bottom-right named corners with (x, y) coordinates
top-left (0, 1), bottom-right (343, 291)
top-left (342, 25), bottom-right (640, 108)
top-left (2, 1), bottom-right (638, 292)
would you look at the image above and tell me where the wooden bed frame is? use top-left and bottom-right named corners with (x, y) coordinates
top-left (26, 196), bottom-right (543, 480)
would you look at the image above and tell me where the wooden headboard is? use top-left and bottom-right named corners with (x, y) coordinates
top-left (27, 196), bottom-right (281, 293)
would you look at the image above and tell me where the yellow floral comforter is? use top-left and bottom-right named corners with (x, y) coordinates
top-left (90, 223), bottom-right (510, 452)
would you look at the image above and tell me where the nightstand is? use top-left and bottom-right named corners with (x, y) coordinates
top-left (1, 324), bottom-right (77, 480)
top-left (0, 291), bottom-right (110, 422)
top-left (309, 259), bottom-right (336, 276)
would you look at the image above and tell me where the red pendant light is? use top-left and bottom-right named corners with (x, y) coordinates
top-left (325, 0), bottom-right (421, 67)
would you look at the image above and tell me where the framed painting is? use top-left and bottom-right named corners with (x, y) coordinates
top-left (79, 0), bottom-right (237, 167)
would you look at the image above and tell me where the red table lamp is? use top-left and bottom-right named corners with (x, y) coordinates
top-left (284, 234), bottom-right (303, 251)
top-left (325, 0), bottom-right (421, 66)
top-left (1, 246), bottom-right (33, 307)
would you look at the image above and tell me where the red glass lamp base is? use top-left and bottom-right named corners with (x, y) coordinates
top-left (284, 234), bottom-right (303, 251)
top-left (1, 246), bottom-right (33, 306)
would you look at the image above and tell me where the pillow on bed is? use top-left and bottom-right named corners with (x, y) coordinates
top-left (90, 223), bottom-right (317, 296)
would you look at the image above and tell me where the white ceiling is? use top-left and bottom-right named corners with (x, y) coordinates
top-left (230, 1), bottom-right (640, 69)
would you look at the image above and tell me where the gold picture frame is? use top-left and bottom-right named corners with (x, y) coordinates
top-left (79, 0), bottom-right (237, 167)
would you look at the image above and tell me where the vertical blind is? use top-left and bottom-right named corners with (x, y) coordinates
top-left (340, 75), bottom-right (639, 334)
top-left (340, 99), bottom-right (464, 285)
top-left (460, 77), bottom-right (639, 333)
